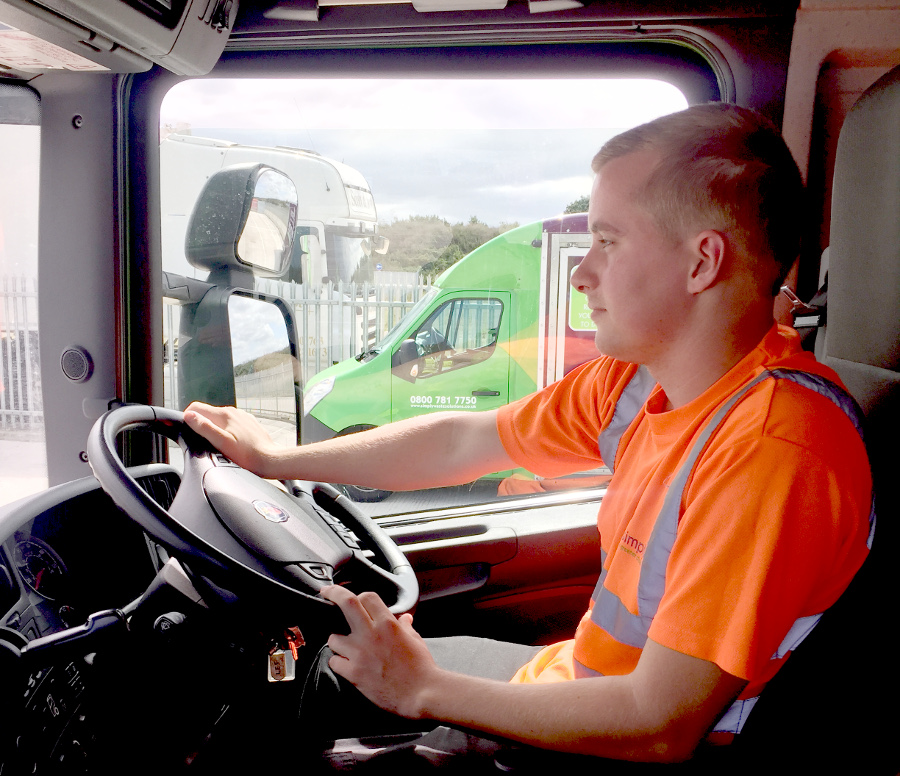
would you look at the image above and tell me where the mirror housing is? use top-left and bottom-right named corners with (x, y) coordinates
top-left (391, 339), bottom-right (421, 383)
top-left (392, 339), bottom-right (420, 368)
top-left (185, 164), bottom-right (298, 288)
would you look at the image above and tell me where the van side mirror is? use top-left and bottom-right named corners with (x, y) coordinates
top-left (392, 339), bottom-right (420, 368)
top-left (391, 339), bottom-right (421, 383)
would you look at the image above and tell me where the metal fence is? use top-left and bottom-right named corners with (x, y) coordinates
top-left (163, 273), bottom-right (434, 412)
top-left (1, 275), bottom-right (42, 435)
top-left (258, 273), bottom-right (434, 379)
top-left (2, 273), bottom-right (435, 430)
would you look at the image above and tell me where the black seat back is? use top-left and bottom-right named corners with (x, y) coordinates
top-left (732, 64), bottom-right (900, 775)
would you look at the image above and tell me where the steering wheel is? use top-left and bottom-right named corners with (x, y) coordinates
top-left (86, 405), bottom-right (418, 629)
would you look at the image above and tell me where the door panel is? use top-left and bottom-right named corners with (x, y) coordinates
top-left (386, 496), bottom-right (603, 646)
top-left (391, 293), bottom-right (511, 422)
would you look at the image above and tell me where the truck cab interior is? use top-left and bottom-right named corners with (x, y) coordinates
top-left (0, 0), bottom-right (897, 773)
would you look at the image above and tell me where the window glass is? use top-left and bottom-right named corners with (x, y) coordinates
top-left (0, 84), bottom-right (44, 508)
top-left (413, 298), bottom-right (502, 377)
top-left (159, 78), bottom-right (687, 516)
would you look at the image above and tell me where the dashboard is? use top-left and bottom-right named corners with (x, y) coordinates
top-left (0, 461), bottom-right (383, 772)
top-left (0, 466), bottom-right (178, 640)
top-left (0, 466), bottom-right (182, 773)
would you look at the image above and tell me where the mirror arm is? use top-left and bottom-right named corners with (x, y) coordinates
top-left (162, 271), bottom-right (214, 303)
top-left (206, 265), bottom-right (255, 291)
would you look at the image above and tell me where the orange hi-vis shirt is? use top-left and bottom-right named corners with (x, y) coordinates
top-left (496, 325), bottom-right (872, 734)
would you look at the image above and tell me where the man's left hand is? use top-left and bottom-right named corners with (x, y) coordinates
top-left (322, 585), bottom-right (438, 719)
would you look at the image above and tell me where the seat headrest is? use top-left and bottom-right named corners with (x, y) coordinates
top-left (826, 65), bottom-right (900, 375)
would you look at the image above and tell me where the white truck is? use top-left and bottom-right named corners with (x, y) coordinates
top-left (160, 134), bottom-right (387, 377)
top-left (160, 133), bottom-right (385, 286)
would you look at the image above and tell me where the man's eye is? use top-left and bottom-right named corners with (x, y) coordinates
top-left (596, 237), bottom-right (612, 247)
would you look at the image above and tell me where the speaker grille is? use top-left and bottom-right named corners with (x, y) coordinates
top-left (60, 347), bottom-right (93, 383)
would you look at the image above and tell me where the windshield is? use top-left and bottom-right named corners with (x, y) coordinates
top-left (158, 76), bottom-right (688, 516)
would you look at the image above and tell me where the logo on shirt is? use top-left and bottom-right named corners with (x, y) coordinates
top-left (620, 531), bottom-right (645, 562)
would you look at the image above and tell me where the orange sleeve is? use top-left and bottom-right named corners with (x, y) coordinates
top-left (496, 357), bottom-right (642, 478)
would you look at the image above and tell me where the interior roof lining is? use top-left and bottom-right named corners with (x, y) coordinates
top-left (231, 0), bottom-right (802, 37)
top-left (210, 39), bottom-right (723, 106)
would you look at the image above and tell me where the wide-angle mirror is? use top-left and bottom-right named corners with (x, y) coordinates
top-left (228, 294), bottom-right (300, 448)
top-left (184, 163), bottom-right (298, 282)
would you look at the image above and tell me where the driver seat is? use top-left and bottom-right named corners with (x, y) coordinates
top-left (727, 63), bottom-right (900, 774)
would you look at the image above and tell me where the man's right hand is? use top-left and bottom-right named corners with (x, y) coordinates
top-left (184, 402), bottom-right (280, 478)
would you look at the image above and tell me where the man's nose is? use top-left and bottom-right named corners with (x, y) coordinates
top-left (571, 251), bottom-right (597, 291)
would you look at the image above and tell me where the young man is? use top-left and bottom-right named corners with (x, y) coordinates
top-left (185, 104), bottom-right (872, 763)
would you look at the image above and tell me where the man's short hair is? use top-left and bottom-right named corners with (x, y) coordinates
top-left (592, 103), bottom-right (803, 294)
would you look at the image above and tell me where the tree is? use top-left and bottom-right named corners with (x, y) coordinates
top-left (378, 216), bottom-right (453, 272)
top-left (379, 215), bottom-right (518, 274)
top-left (564, 195), bottom-right (590, 214)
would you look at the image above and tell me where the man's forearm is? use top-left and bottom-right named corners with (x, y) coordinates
top-left (324, 587), bottom-right (747, 765)
top-left (414, 668), bottom-right (692, 763)
top-left (250, 413), bottom-right (513, 490)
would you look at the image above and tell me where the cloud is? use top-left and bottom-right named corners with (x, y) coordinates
top-left (160, 78), bottom-right (687, 226)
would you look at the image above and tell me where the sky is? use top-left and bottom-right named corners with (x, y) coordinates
top-left (160, 78), bottom-right (688, 227)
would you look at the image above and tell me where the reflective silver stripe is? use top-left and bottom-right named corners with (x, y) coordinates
top-left (589, 549), bottom-right (651, 648)
top-left (773, 613), bottom-right (822, 660)
top-left (596, 366), bottom-right (655, 474)
top-left (713, 610), bottom-right (833, 735)
top-left (767, 369), bottom-right (876, 548)
top-left (590, 586), bottom-right (651, 648)
top-left (767, 369), bottom-right (864, 436)
top-left (587, 368), bottom-right (873, 669)
top-left (713, 612), bottom-right (826, 735)
top-left (712, 696), bottom-right (760, 735)
top-left (590, 374), bottom-right (771, 644)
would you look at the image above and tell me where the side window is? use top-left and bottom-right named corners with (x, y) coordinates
top-left (413, 298), bottom-right (502, 377)
top-left (0, 84), bottom-right (44, 507)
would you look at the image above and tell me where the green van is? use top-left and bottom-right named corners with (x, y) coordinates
top-left (301, 213), bottom-right (602, 499)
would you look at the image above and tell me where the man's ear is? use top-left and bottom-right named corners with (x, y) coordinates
top-left (686, 230), bottom-right (727, 295)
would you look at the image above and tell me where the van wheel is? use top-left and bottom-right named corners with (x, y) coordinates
top-left (335, 425), bottom-right (393, 503)
top-left (337, 483), bottom-right (393, 503)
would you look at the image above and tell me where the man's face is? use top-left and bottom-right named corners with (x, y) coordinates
top-left (571, 150), bottom-right (696, 366)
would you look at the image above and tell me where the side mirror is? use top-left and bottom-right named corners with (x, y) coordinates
top-left (371, 234), bottom-right (390, 256)
top-left (167, 166), bottom-right (302, 443)
top-left (392, 339), bottom-right (420, 368)
top-left (185, 164), bottom-right (298, 287)
top-left (391, 339), bottom-right (421, 383)
top-left (228, 295), bottom-right (301, 446)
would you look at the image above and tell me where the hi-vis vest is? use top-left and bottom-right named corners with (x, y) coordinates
top-left (578, 367), bottom-right (876, 738)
